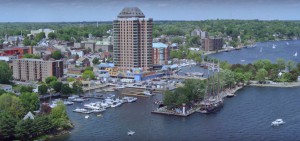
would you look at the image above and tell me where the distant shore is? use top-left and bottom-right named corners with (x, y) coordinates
top-left (249, 81), bottom-right (300, 88)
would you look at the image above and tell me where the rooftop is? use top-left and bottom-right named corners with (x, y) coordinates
top-left (117, 7), bottom-right (145, 18)
top-left (153, 42), bottom-right (168, 48)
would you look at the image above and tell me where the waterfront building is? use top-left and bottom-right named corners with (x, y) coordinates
top-left (202, 38), bottom-right (224, 51)
top-left (113, 7), bottom-right (153, 71)
top-left (152, 42), bottom-right (169, 65)
top-left (12, 59), bottom-right (63, 82)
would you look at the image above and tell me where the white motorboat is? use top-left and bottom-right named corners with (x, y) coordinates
top-left (271, 119), bottom-right (285, 126)
top-left (127, 130), bottom-right (135, 136)
top-left (91, 108), bottom-right (106, 113)
top-left (226, 93), bottom-right (235, 98)
top-left (122, 97), bottom-right (137, 103)
top-left (68, 95), bottom-right (79, 100)
top-left (142, 91), bottom-right (153, 96)
top-left (85, 115), bottom-right (89, 119)
top-left (272, 44), bottom-right (276, 49)
top-left (73, 108), bottom-right (88, 113)
top-left (64, 101), bottom-right (74, 105)
top-left (294, 52), bottom-right (297, 57)
top-left (72, 98), bottom-right (85, 102)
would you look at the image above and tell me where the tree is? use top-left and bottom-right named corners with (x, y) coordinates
top-left (67, 77), bottom-right (75, 82)
top-left (48, 32), bottom-right (57, 39)
top-left (255, 68), bottom-right (268, 83)
top-left (0, 112), bottom-right (17, 140)
top-left (276, 58), bottom-right (285, 71)
top-left (287, 60), bottom-right (295, 72)
top-left (15, 119), bottom-right (34, 140)
top-left (23, 38), bottom-right (31, 46)
top-left (20, 85), bottom-right (33, 93)
top-left (38, 84), bottom-right (48, 95)
top-left (171, 37), bottom-right (183, 44)
top-left (92, 57), bottom-right (100, 65)
top-left (45, 76), bottom-right (57, 84)
top-left (35, 32), bottom-right (45, 42)
top-left (72, 81), bottom-right (83, 94)
top-left (60, 84), bottom-right (73, 95)
top-left (51, 81), bottom-right (62, 93)
top-left (20, 92), bottom-right (40, 112)
top-left (50, 101), bottom-right (72, 129)
top-left (82, 70), bottom-right (95, 80)
top-left (163, 90), bottom-right (176, 108)
top-left (51, 50), bottom-right (63, 60)
top-left (0, 94), bottom-right (25, 118)
top-left (0, 61), bottom-right (13, 84)
top-left (85, 66), bottom-right (93, 71)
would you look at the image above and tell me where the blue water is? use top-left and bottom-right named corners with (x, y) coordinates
top-left (53, 86), bottom-right (300, 141)
top-left (209, 40), bottom-right (300, 64)
top-left (52, 40), bottom-right (300, 141)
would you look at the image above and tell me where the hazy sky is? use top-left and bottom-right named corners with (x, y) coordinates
top-left (0, 0), bottom-right (299, 22)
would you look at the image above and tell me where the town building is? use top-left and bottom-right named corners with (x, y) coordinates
top-left (0, 84), bottom-right (13, 92)
top-left (0, 56), bottom-right (18, 62)
top-left (0, 47), bottom-right (29, 58)
top-left (191, 29), bottom-right (209, 39)
top-left (95, 40), bottom-right (113, 52)
top-left (71, 50), bottom-right (84, 57)
top-left (152, 42), bottom-right (169, 65)
top-left (28, 29), bottom-right (55, 39)
top-left (12, 59), bottom-right (63, 82)
top-left (113, 7), bottom-right (153, 71)
top-left (76, 57), bottom-right (90, 67)
top-left (202, 38), bottom-right (224, 51)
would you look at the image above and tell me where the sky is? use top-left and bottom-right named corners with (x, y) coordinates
top-left (0, 0), bottom-right (299, 22)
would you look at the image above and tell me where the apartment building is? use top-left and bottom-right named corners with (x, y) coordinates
top-left (113, 7), bottom-right (153, 71)
top-left (13, 59), bottom-right (63, 82)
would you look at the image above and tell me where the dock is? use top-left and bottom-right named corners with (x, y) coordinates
top-left (162, 75), bottom-right (206, 80)
top-left (83, 84), bottom-right (108, 92)
top-left (151, 106), bottom-right (198, 117)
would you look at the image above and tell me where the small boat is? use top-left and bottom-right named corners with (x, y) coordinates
top-left (85, 115), bottom-right (89, 119)
top-left (91, 108), bottom-right (106, 113)
top-left (63, 101), bottom-right (74, 105)
top-left (286, 42), bottom-right (289, 45)
top-left (294, 52), bottom-right (297, 57)
top-left (272, 44), bottom-right (276, 49)
top-left (226, 93), bottom-right (235, 98)
top-left (72, 98), bottom-right (85, 102)
top-left (271, 119), bottom-right (285, 126)
top-left (142, 91), bottom-right (153, 96)
top-left (68, 95), bottom-right (79, 100)
top-left (73, 108), bottom-right (88, 113)
top-left (97, 114), bottom-right (102, 117)
top-left (260, 47), bottom-right (262, 53)
top-left (127, 129), bottom-right (135, 136)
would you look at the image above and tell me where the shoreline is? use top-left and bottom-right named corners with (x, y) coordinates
top-left (249, 81), bottom-right (300, 88)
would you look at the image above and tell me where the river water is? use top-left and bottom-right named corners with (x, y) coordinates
top-left (53, 40), bottom-right (300, 141)
top-left (209, 40), bottom-right (300, 64)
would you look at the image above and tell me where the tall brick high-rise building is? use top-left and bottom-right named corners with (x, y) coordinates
top-left (113, 7), bottom-right (153, 71)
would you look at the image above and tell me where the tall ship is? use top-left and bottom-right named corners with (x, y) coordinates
top-left (198, 73), bottom-right (224, 114)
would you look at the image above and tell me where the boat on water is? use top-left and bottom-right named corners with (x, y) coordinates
top-left (72, 98), bottom-right (85, 102)
top-left (94, 94), bottom-right (104, 99)
top-left (271, 119), bottom-right (285, 126)
top-left (198, 72), bottom-right (224, 114)
top-left (91, 108), bottom-right (106, 113)
top-left (260, 47), bottom-right (262, 53)
top-left (226, 93), bottom-right (235, 98)
top-left (85, 115), bottom-right (89, 119)
top-left (286, 42), bottom-right (289, 45)
top-left (127, 129), bottom-right (135, 136)
top-left (142, 91), bottom-right (153, 96)
top-left (68, 95), bottom-right (79, 100)
top-left (272, 44), bottom-right (276, 49)
top-left (63, 100), bottom-right (74, 105)
top-left (294, 52), bottom-right (297, 57)
top-left (122, 97), bottom-right (137, 103)
top-left (73, 108), bottom-right (89, 113)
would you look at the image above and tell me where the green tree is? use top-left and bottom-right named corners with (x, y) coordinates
top-left (0, 94), bottom-right (25, 118)
top-left (171, 37), bottom-right (183, 44)
top-left (82, 70), bottom-right (95, 80)
top-left (20, 85), bottom-right (33, 93)
top-left (60, 84), bottom-right (73, 95)
top-left (255, 68), bottom-right (268, 83)
top-left (72, 81), bottom-right (83, 94)
top-left (50, 101), bottom-right (72, 129)
top-left (38, 84), bottom-right (48, 95)
top-left (23, 38), bottom-right (31, 46)
top-left (51, 50), bottom-right (63, 60)
top-left (0, 112), bottom-right (17, 140)
top-left (0, 61), bottom-right (13, 84)
top-left (287, 60), bottom-right (295, 72)
top-left (92, 57), bottom-right (100, 65)
top-left (51, 81), bottom-right (62, 93)
top-left (276, 58), bottom-right (286, 71)
top-left (20, 92), bottom-right (40, 112)
top-left (67, 77), bottom-right (75, 82)
top-left (85, 66), bottom-right (94, 71)
top-left (163, 90), bottom-right (177, 108)
top-left (48, 32), bottom-right (57, 39)
top-left (45, 76), bottom-right (57, 84)
top-left (35, 32), bottom-right (45, 42)
top-left (15, 119), bottom-right (34, 140)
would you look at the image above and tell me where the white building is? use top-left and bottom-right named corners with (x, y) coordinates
top-left (0, 56), bottom-right (18, 62)
top-left (28, 29), bottom-right (55, 39)
top-left (71, 50), bottom-right (84, 57)
top-left (0, 84), bottom-right (13, 92)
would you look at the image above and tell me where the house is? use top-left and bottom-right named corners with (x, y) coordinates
top-left (76, 57), bottom-right (90, 67)
top-left (0, 84), bottom-right (13, 92)
top-left (71, 50), bottom-right (84, 57)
